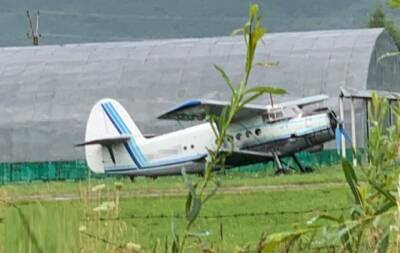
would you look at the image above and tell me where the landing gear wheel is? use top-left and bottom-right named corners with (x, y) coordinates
top-left (275, 168), bottom-right (291, 175)
top-left (305, 166), bottom-right (314, 173)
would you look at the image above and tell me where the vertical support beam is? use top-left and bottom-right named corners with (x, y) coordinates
top-left (350, 98), bottom-right (357, 166)
top-left (339, 96), bottom-right (346, 158)
top-left (365, 99), bottom-right (370, 163)
top-left (389, 101), bottom-right (393, 126)
top-left (366, 100), bottom-right (370, 144)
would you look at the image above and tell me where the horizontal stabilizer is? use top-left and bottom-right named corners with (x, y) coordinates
top-left (75, 134), bottom-right (131, 147)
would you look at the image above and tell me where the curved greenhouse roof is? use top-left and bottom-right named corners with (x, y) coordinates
top-left (0, 28), bottom-right (398, 162)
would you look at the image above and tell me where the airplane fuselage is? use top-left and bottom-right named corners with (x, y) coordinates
top-left (103, 111), bottom-right (335, 176)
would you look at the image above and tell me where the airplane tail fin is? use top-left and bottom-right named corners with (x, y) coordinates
top-left (83, 98), bottom-right (145, 173)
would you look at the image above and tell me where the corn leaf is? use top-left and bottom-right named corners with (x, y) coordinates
top-left (307, 214), bottom-right (341, 225)
top-left (214, 64), bottom-right (235, 95)
top-left (389, 0), bottom-right (400, 8)
top-left (245, 86), bottom-right (286, 95)
top-left (182, 169), bottom-right (201, 225)
top-left (262, 229), bottom-right (312, 253)
top-left (376, 230), bottom-right (389, 253)
top-left (341, 159), bottom-right (363, 207)
top-left (368, 180), bottom-right (396, 205)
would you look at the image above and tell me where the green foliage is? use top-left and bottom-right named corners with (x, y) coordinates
top-left (368, 7), bottom-right (400, 49)
top-left (341, 159), bottom-right (363, 207)
top-left (176, 3), bottom-right (286, 252)
top-left (368, 7), bottom-right (386, 27)
top-left (384, 20), bottom-right (400, 50)
top-left (389, 0), bottom-right (400, 8)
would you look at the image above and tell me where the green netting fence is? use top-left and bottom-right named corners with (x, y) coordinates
top-left (0, 160), bottom-right (88, 184)
top-left (0, 149), bottom-right (362, 184)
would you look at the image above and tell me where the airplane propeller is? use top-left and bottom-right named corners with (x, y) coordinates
top-left (333, 116), bottom-right (352, 155)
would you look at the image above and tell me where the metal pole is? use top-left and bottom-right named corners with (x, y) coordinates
top-left (339, 96), bottom-right (346, 158)
top-left (350, 98), bottom-right (357, 166)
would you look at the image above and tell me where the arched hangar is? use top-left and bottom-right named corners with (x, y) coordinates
top-left (0, 28), bottom-right (398, 164)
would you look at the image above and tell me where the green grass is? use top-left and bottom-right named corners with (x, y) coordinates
top-left (0, 167), bottom-right (353, 252)
top-left (2, 166), bottom-right (346, 197)
top-left (118, 186), bottom-right (349, 251)
top-left (1, 187), bottom-right (349, 252)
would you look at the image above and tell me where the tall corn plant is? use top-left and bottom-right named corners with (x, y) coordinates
top-left (260, 93), bottom-right (400, 252)
top-left (0, 189), bottom-right (6, 253)
top-left (175, 4), bottom-right (286, 252)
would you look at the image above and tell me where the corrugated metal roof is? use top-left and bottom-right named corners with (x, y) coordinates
top-left (0, 28), bottom-right (397, 162)
top-left (340, 87), bottom-right (400, 100)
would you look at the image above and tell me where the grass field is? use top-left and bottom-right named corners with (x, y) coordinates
top-left (0, 166), bottom-right (352, 252)
top-left (2, 166), bottom-right (346, 197)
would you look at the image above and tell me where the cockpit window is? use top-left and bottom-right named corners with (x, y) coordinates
top-left (263, 108), bottom-right (285, 123)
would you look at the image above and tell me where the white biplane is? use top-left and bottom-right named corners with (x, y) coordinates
top-left (77, 95), bottom-right (350, 178)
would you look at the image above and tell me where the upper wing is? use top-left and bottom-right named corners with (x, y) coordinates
top-left (157, 99), bottom-right (266, 122)
top-left (157, 95), bottom-right (328, 122)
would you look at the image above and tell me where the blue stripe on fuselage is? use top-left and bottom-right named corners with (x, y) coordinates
top-left (104, 102), bottom-right (147, 165)
top-left (104, 153), bottom-right (207, 173)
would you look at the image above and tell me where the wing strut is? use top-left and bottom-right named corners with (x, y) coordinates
top-left (106, 145), bottom-right (116, 164)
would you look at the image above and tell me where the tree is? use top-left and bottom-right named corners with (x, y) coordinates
top-left (389, 0), bottom-right (400, 8)
top-left (368, 7), bottom-right (400, 50)
top-left (368, 7), bottom-right (385, 28)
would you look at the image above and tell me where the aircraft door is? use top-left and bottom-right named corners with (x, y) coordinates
top-left (305, 118), bottom-right (312, 128)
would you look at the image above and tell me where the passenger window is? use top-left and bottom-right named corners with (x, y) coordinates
top-left (245, 130), bottom-right (252, 138)
top-left (236, 133), bottom-right (242, 141)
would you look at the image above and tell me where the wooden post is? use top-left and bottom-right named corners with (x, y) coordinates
top-left (389, 101), bottom-right (393, 126)
top-left (366, 100), bottom-right (370, 144)
top-left (350, 98), bottom-right (357, 166)
top-left (365, 99), bottom-right (371, 163)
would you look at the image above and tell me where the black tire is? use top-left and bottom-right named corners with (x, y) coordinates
top-left (305, 166), bottom-right (314, 173)
top-left (275, 168), bottom-right (291, 175)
